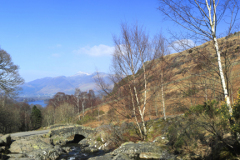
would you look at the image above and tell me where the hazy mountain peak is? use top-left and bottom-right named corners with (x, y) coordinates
top-left (20, 71), bottom-right (112, 97)
top-left (71, 71), bottom-right (90, 77)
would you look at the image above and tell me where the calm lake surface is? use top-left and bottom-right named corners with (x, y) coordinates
top-left (27, 100), bottom-right (47, 107)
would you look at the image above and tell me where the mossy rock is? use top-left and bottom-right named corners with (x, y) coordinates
top-left (121, 141), bottom-right (134, 146)
top-left (43, 131), bottom-right (52, 138)
top-left (148, 126), bottom-right (154, 133)
top-left (139, 152), bottom-right (165, 159)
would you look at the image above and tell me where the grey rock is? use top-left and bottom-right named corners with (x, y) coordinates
top-left (79, 139), bottom-right (90, 147)
top-left (82, 146), bottom-right (99, 153)
top-left (9, 136), bottom-right (52, 153)
top-left (62, 146), bottom-right (71, 153)
top-left (111, 141), bottom-right (176, 160)
top-left (88, 153), bottom-right (114, 160)
top-left (113, 153), bottom-right (132, 160)
top-left (7, 153), bottom-right (27, 158)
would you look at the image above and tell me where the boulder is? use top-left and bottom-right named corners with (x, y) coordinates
top-left (7, 153), bottom-right (27, 158)
top-left (112, 153), bottom-right (131, 160)
top-left (140, 152), bottom-right (167, 159)
top-left (79, 139), bottom-right (90, 147)
top-left (88, 153), bottom-right (114, 160)
top-left (26, 145), bottom-right (66, 160)
top-left (111, 141), bottom-right (176, 160)
top-left (153, 135), bottom-right (169, 146)
top-left (9, 137), bottom-right (52, 153)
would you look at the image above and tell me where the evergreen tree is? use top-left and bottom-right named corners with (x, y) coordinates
top-left (30, 105), bottom-right (42, 130)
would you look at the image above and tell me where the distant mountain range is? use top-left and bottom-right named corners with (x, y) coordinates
top-left (19, 72), bottom-right (113, 97)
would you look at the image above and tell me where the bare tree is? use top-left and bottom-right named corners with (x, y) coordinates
top-left (88, 89), bottom-right (95, 112)
top-left (0, 50), bottom-right (24, 106)
top-left (81, 92), bottom-right (87, 118)
top-left (96, 23), bottom-right (159, 140)
top-left (158, 0), bottom-right (239, 115)
top-left (74, 88), bottom-right (81, 120)
top-left (151, 33), bottom-right (172, 120)
top-left (48, 92), bottom-right (65, 124)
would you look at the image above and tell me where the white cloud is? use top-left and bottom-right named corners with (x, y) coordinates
top-left (169, 39), bottom-right (196, 53)
top-left (73, 44), bottom-right (114, 56)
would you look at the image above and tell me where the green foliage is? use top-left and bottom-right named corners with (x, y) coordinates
top-left (30, 105), bottom-right (42, 130)
top-left (166, 95), bottom-right (240, 159)
top-left (92, 110), bottom-right (104, 117)
top-left (96, 136), bottom-right (102, 142)
top-left (231, 90), bottom-right (240, 133)
top-left (77, 115), bottom-right (95, 125)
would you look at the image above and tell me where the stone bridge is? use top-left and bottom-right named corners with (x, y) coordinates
top-left (48, 125), bottom-right (97, 144)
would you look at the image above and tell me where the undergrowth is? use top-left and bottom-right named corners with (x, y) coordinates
top-left (166, 90), bottom-right (240, 159)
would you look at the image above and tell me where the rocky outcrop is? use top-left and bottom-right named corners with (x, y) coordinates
top-left (112, 141), bottom-right (175, 159)
top-left (78, 126), bottom-right (114, 153)
top-left (2, 124), bottom-right (175, 160)
top-left (6, 135), bottom-right (71, 160)
top-left (1, 125), bottom-right (96, 160)
top-left (9, 135), bottom-right (52, 153)
top-left (88, 140), bottom-right (176, 160)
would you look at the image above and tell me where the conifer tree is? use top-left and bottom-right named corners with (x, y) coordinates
top-left (30, 105), bottom-right (42, 130)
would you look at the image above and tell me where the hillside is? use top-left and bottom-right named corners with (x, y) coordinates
top-left (80, 32), bottom-right (240, 128)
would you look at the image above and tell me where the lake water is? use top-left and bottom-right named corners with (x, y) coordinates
top-left (27, 100), bottom-right (48, 107)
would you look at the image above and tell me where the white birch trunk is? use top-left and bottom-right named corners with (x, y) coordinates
top-left (154, 87), bottom-right (158, 116)
top-left (129, 85), bottom-right (144, 139)
top-left (77, 98), bottom-right (80, 120)
top-left (141, 61), bottom-right (148, 138)
top-left (82, 99), bottom-right (85, 118)
top-left (129, 53), bottom-right (147, 139)
top-left (214, 37), bottom-right (232, 114)
top-left (206, 0), bottom-right (232, 115)
top-left (161, 76), bottom-right (166, 121)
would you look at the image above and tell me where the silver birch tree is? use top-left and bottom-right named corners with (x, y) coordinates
top-left (158, 0), bottom-right (239, 115)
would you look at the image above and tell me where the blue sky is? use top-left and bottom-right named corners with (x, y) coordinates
top-left (0, 0), bottom-right (239, 82)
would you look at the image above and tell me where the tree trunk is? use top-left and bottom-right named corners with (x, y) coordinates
top-left (82, 99), bottom-right (85, 118)
top-left (77, 98), bottom-right (80, 120)
top-left (129, 85), bottom-right (144, 140)
top-left (206, 0), bottom-right (232, 114)
top-left (213, 37), bottom-right (232, 115)
top-left (205, 80), bottom-right (208, 102)
top-left (155, 87), bottom-right (158, 116)
top-left (25, 111), bottom-right (27, 131)
top-left (161, 72), bottom-right (166, 121)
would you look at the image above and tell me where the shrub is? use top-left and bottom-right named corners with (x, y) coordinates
top-left (77, 115), bottom-right (95, 125)
top-left (92, 110), bottom-right (105, 117)
top-left (166, 94), bottom-right (240, 159)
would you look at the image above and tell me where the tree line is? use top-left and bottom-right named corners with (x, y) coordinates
top-left (42, 89), bottom-right (102, 126)
top-left (0, 98), bottom-right (42, 134)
